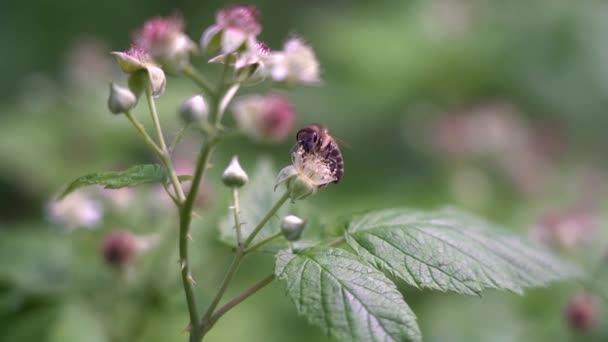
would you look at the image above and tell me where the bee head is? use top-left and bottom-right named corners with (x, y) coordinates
top-left (296, 126), bottom-right (321, 152)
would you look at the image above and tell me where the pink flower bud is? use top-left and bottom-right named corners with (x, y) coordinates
top-left (133, 16), bottom-right (197, 70)
top-left (201, 5), bottom-right (262, 54)
top-left (102, 231), bottom-right (139, 267)
top-left (216, 5), bottom-right (261, 36)
top-left (232, 94), bottom-right (296, 142)
top-left (102, 230), bottom-right (159, 267)
top-left (565, 293), bottom-right (600, 332)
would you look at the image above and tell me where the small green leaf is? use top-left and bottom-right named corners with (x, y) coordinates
top-left (275, 247), bottom-right (421, 342)
top-left (345, 207), bottom-right (582, 295)
top-left (59, 164), bottom-right (165, 199)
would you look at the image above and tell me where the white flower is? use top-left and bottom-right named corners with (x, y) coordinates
top-left (266, 38), bottom-right (320, 85)
top-left (46, 192), bottom-right (103, 230)
top-left (276, 145), bottom-right (337, 200)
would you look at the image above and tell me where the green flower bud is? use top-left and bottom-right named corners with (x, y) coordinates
top-left (108, 83), bottom-right (137, 114)
top-left (280, 215), bottom-right (306, 241)
top-left (222, 156), bottom-right (249, 188)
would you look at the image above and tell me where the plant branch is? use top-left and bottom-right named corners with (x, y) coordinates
top-left (145, 86), bottom-right (186, 203)
top-left (243, 192), bottom-right (290, 248)
top-left (231, 188), bottom-right (243, 249)
top-left (203, 274), bottom-right (276, 333)
top-left (183, 64), bottom-right (215, 97)
top-left (179, 138), bottom-right (219, 342)
top-left (125, 111), bottom-right (164, 157)
top-left (244, 232), bottom-right (283, 255)
top-left (200, 192), bottom-right (290, 336)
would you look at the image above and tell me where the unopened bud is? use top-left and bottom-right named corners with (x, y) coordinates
top-left (565, 292), bottom-right (600, 333)
top-left (222, 156), bottom-right (248, 188)
top-left (108, 83), bottom-right (137, 114)
top-left (102, 230), bottom-right (138, 267)
top-left (280, 215), bottom-right (306, 241)
top-left (179, 95), bottom-right (208, 123)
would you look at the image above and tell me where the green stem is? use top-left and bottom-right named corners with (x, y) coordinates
top-left (200, 192), bottom-right (290, 335)
top-left (201, 251), bottom-right (244, 327)
top-left (125, 111), bottom-right (163, 157)
top-left (183, 64), bottom-right (215, 97)
top-left (179, 139), bottom-right (218, 342)
top-left (244, 232), bottom-right (283, 255)
top-left (243, 192), bottom-right (290, 248)
top-left (203, 274), bottom-right (275, 333)
top-left (231, 188), bottom-right (243, 249)
top-left (145, 86), bottom-right (186, 203)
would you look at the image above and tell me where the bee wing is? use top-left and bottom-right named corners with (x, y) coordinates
top-left (333, 135), bottom-right (350, 149)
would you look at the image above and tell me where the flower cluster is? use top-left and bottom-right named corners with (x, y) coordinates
top-left (202, 6), bottom-right (320, 85)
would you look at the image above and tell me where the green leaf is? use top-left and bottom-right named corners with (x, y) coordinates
top-left (345, 207), bottom-right (582, 295)
top-left (275, 247), bottom-right (421, 342)
top-left (60, 164), bottom-right (166, 199)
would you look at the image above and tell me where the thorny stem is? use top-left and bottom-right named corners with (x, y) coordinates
top-left (145, 86), bottom-right (186, 203)
top-left (203, 274), bottom-right (276, 333)
top-left (183, 64), bottom-right (215, 97)
top-left (200, 192), bottom-right (290, 337)
top-left (179, 138), bottom-right (218, 342)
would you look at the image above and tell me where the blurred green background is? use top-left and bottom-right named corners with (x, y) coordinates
top-left (1, 0), bottom-right (608, 341)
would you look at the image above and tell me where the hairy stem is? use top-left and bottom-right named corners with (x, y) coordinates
top-left (145, 86), bottom-right (186, 203)
top-left (183, 64), bottom-right (215, 97)
top-left (231, 188), bottom-right (243, 249)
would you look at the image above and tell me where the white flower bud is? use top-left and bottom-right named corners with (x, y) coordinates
top-left (222, 156), bottom-right (249, 188)
top-left (108, 83), bottom-right (137, 114)
top-left (179, 95), bottom-right (208, 123)
top-left (280, 215), bottom-right (306, 241)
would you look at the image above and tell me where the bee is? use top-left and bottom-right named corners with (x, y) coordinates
top-left (295, 124), bottom-right (344, 183)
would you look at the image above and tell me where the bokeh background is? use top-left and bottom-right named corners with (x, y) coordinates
top-left (1, 0), bottom-right (608, 341)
